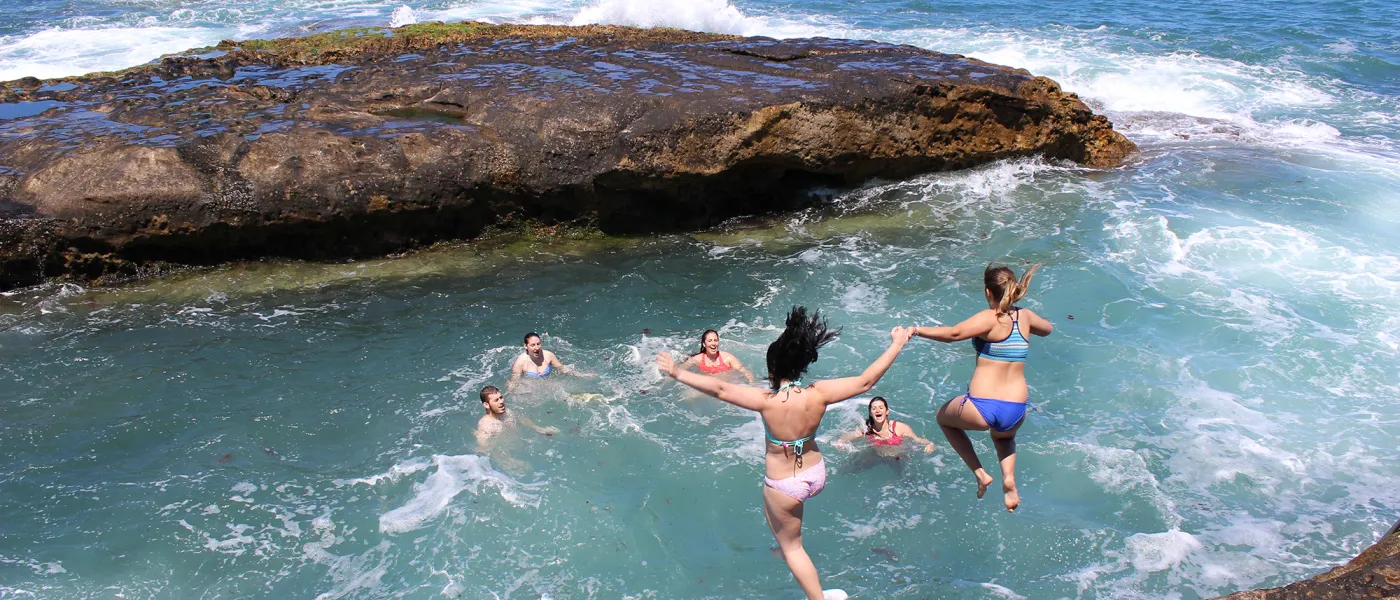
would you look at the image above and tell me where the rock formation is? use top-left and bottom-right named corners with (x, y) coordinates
top-left (1215, 520), bottom-right (1400, 599)
top-left (0, 22), bottom-right (1135, 289)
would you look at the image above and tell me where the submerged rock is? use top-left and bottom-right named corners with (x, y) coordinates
top-left (1215, 520), bottom-right (1400, 599)
top-left (0, 22), bottom-right (1135, 289)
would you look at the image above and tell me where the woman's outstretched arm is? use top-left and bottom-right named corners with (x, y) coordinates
top-left (657, 352), bottom-right (768, 411)
top-left (912, 312), bottom-right (995, 343)
top-left (895, 421), bottom-right (937, 454)
top-left (811, 327), bottom-right (913, 405)
top-left (1021, 308), bottom-right (1055, 337)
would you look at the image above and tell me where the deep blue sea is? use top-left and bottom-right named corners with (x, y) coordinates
top-left (2, 1), bottom-right (1398, 598)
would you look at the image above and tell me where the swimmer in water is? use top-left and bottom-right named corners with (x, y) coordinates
top-left (658, 307), bottom-right (912, 600)
top-left (510, 332), bottom-right (595, 389)
top-left (835, 396), bottom-right (937, 457)
top-left (475, 385), bottom-right (560, 451)
top-left (911, 264), bottom-right (1053, 512)
top-left (681, 329), bottom-right (756, 385)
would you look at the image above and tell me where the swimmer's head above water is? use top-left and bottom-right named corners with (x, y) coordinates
top-left (865, 396), bottom-right (889, 433)
top-left (523, 332), bottom-right (543, 358)
top-left (480, 385), bottom-right (506, 415)
top-left (699, 329), bottom-right (720, 356)
top-left (765, 306), bottom-right (840, 390)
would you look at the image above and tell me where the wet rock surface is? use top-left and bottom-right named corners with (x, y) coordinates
top-left (0, 23), bottom-right (1135, 289)
top-left (1215, 520), bottom-right (1400, 600)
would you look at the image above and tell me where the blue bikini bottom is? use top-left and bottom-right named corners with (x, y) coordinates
top-left (961, 393), bottom-right (1028, 433)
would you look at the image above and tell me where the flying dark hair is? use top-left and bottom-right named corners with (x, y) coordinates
top-left (479, 385), bottom-right (500, 403)
top-left (765, 306), bottom-right (840, 390)
top-left (690, 329), bottom-right (720, 358)
top-left (523, 332), bottom-right (541, 345)
top-left (864, 396), bottom-right (888, 435)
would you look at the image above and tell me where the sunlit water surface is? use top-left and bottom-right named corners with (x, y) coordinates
top-left (3, 0), bottom-right (1399, 598)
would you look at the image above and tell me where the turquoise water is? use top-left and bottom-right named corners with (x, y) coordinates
top-left (3, 0), bottom-right (1400, 598)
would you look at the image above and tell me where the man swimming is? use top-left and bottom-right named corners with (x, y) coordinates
top-left (475, 385), bottom-right (560, 450)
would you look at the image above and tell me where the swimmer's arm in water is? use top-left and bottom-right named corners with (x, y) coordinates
top-left (508, 355), bottom-right (526, 391)
top-left (835, 429), bottom-right (864, 451)
top-left (811, 327), bottom-right (913, 405)
top-left (723, 351), bottom-right (757, 384)
top-left (1020, 308), bottom-right (1054, 337)
top-left (895, 421), bottom-right (937, 454)
top-left (656, 352), bottom-right (768, 411)
top-left (912, 311), bottom-right (995, 343)
top-left (550, 351), bottom-right (597, 378)
top-left (518, 415), bottom-right (560, 436)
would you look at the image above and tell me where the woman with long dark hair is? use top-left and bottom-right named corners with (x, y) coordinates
top-left (657, 307), bottom-right (912, 600)
top-left (912, 264), bottom-right (1054, 512)
top-left (681, 329), bottom-right (756, 384)
top-left (835, 397), bottom-right (937, 457)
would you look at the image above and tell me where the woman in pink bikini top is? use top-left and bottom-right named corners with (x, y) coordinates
top-left (838, 397), bottom-right (936, 456)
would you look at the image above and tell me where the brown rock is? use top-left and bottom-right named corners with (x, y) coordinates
top-left (0, 22), bottom-right (1135, 289)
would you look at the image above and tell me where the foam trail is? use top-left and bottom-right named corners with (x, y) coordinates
top-left (378, 455), bottom-right (540, 534)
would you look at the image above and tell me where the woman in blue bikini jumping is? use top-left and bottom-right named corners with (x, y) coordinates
top-left (912, 264), bottom-right (1053, 512)
top-left (657, 307), bottom-right (912, 600)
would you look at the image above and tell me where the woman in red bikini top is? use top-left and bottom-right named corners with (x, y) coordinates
top-left (683, 329), bottom-right (756, 384)
top-left (838, 397), bottom-right (936, 455)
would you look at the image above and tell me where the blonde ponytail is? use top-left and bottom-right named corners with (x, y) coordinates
top-left (985, 264), bottom-right (1041, 315)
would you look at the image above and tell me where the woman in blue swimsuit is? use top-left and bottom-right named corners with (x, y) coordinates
top-left (912, 265), bottom-right (1054, 512)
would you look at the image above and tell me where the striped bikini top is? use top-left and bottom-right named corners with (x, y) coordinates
top-left (972, 309), bottom-right (1029, 363)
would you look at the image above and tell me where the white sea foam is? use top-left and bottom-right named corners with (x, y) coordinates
top-left (378, 454), bottom-right (541, 534)
top-left (388, 5), bottom-right (418, 27)
top-left (335, 455), bottom-right (432, 487)
top-left (568, 0), bottom-right (823, 37)
top-left (0, 25), bottom-right (250, 81)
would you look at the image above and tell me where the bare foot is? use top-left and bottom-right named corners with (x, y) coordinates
top-left (975, 470), bottom-right (995, 499)
top-left (1003, 480), bottom-right (1020, 512)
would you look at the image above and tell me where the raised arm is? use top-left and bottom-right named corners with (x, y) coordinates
top-left (723, 352), bottom-right (757, 384)
top-left (657, 352), bottom-right (768, 411)
top-left (912, 311), bottom-right (995, 343)
top-left (1021, 308), bottom-right (1054, 337)
top-left (809, 327), bottom-right (913, 405)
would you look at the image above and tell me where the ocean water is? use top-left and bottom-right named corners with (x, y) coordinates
top-left (2, 0), bottom-right (1399, 599)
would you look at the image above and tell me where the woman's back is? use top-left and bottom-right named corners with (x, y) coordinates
top-left (968, 308), bottom-right (1041, 403)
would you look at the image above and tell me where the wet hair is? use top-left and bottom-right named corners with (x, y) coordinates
top-left (985, 264), bottom-right (1041, 315)
top-left (479, 385), bottom-right (500, 403)
top-left (690, 329), bottom-right (720, 358)
top-left (765, 306), bottom-right (840, 390)
top-left (523, 332), bottom-right (541, 345)
top-left (864, 396), bottom-right (889, 435)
